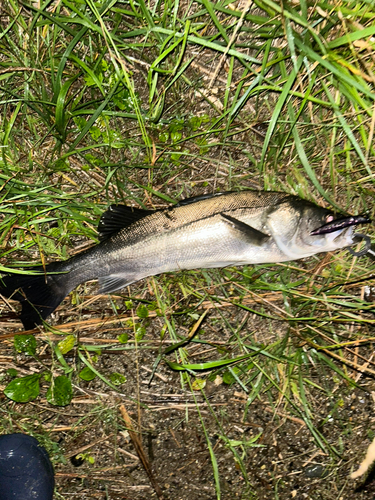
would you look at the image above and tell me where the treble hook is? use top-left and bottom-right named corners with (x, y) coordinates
top-left (348, 233), bottom-right (372, 257)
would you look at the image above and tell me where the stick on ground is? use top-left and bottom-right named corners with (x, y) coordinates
top-left (119, 404), bottom-right (165, 499)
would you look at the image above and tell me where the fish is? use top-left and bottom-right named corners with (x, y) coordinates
top-left (0, 190), bottom-right (371, 330)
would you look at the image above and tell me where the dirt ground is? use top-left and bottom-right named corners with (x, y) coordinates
top-left (1, 287), bottom-right (375, 500)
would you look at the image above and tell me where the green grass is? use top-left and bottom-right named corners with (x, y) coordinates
top-left (1, 0), bottom-right (375, 498)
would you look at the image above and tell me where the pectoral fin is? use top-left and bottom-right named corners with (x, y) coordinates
top-left (221, 213), bottom-right (270, 246)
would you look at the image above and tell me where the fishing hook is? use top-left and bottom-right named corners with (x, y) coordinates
top-left (348, 233), bottom-right (372, 257)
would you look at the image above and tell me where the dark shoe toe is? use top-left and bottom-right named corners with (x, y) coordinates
top-left (0, 433), bottom-right (54, 499)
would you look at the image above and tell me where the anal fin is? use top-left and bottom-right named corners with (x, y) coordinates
top-left (98, 274), bottom-right (138, 294)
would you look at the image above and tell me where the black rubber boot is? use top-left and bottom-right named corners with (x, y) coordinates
top-left (0, 433), bottom-right (54, 499)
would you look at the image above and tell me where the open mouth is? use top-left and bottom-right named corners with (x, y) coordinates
top-left (310, 214), bottom-right (371, 236)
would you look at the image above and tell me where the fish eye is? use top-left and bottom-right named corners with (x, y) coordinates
top-left (326, 214), bottom-right (334, 223)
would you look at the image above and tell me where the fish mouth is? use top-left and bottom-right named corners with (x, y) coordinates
top-left (310, 214), bottom-right (371, 236)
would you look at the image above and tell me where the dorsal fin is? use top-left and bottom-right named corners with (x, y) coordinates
top-left (176, 192), bottom-right (229, 206)
top-left (98, 204), bottom-right (154, 241)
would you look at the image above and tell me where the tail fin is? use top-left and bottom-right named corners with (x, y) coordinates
top-left (0, 264), bottom-right (70, 329)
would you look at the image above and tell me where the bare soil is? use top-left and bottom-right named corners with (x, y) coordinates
top-left (1, 288), bottom-right (375, 500)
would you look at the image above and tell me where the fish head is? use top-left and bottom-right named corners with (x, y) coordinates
top-left (297, 204), bottom-right (357, 252)
top-left (267, 198), bottom-right (360, 259)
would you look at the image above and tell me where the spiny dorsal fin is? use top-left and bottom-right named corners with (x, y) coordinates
top-left (98, 204), bottom-right (154, 241)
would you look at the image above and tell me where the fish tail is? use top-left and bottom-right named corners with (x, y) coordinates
top-left (0, 263), bottom-right (72, 329)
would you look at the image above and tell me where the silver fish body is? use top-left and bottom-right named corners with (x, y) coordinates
top-left (91, 191), bottom-right (356, 291)
top-left (0, 190), bottom-right (366, 329)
